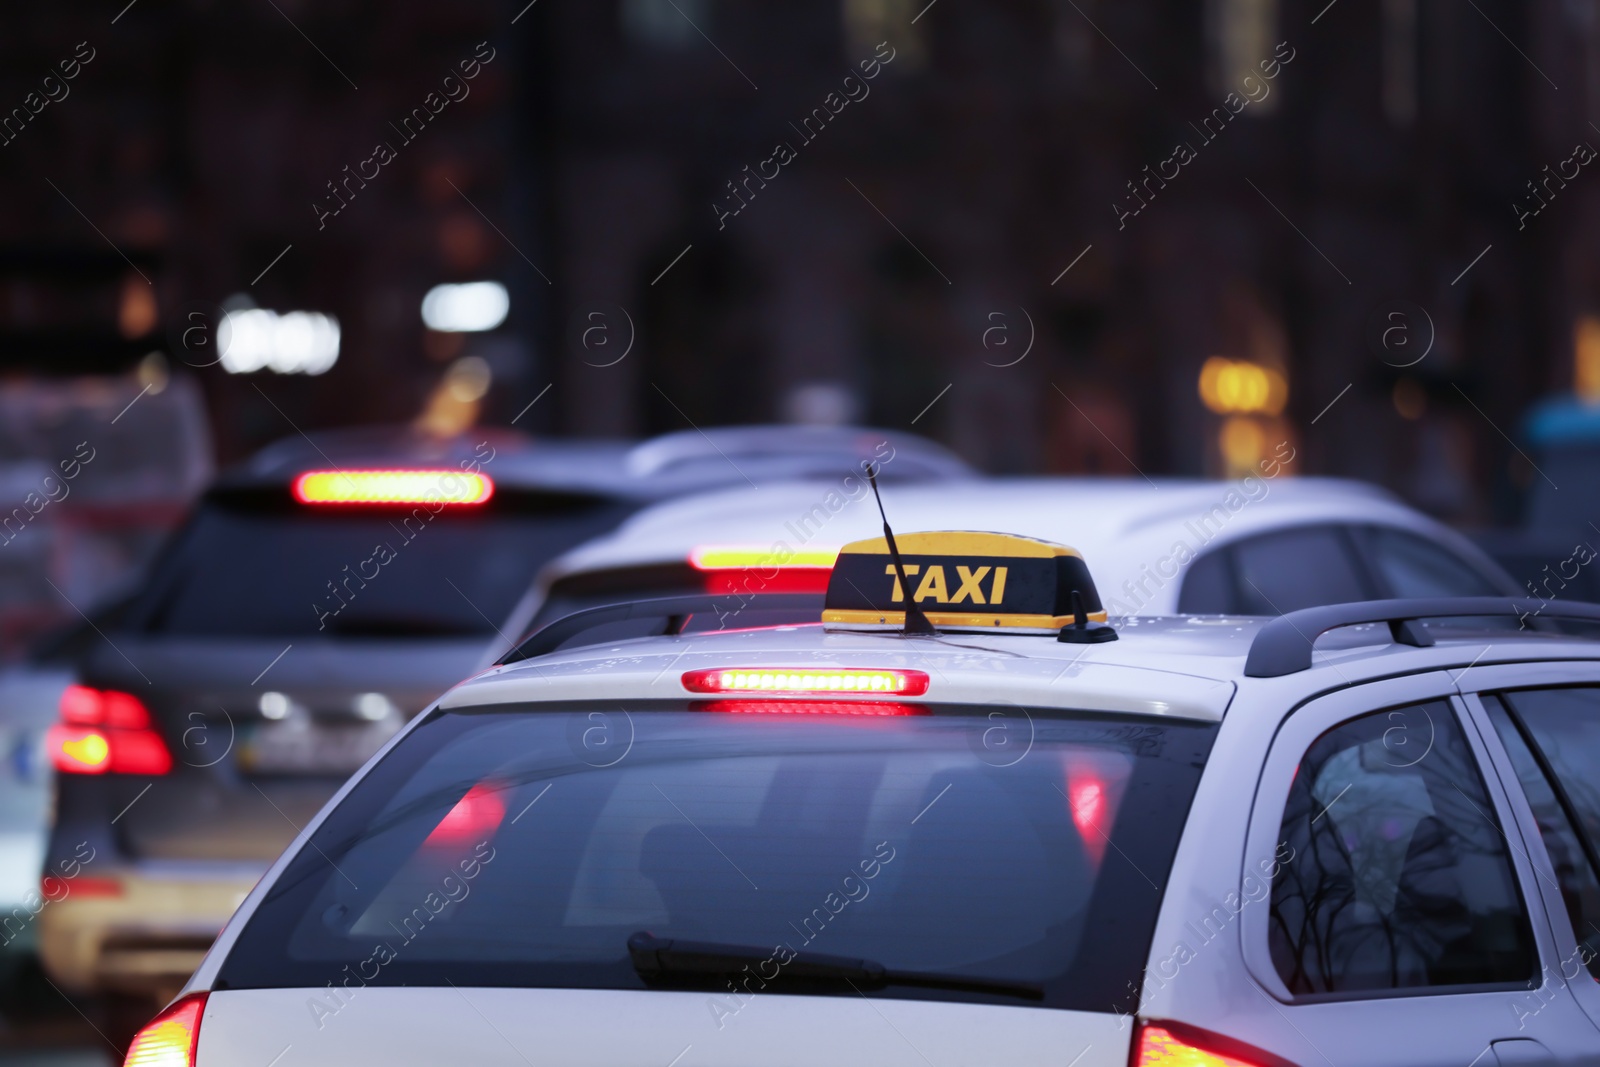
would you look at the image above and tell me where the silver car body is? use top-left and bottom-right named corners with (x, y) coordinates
top-left (177, 611), bottom-right (1600, 1066)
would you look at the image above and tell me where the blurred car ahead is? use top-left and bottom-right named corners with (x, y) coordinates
top-left (0, 665), bottom-right (67, 970)
top-left (0, 373), bottom-right (210, 992)
top-left (35, 423), bottom-right (971, 1004)
top-left (521, 474), bottom-right (1521, 643)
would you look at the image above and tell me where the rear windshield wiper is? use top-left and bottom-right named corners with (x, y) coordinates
top-left (627, 932), bottom-right (1043, 1001)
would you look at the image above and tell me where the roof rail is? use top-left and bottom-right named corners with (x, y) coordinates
top-left (1243, 597), bottom-right (1600, 678)
top-left (499, 593), bottom-right (825, 664)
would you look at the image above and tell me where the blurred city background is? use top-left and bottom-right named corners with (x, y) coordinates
top-left (4, 0), bottom-right (1598, 644)
top-left (4, 0), bottom-right (1600, 1059)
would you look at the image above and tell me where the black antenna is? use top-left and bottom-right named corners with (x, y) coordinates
top-left (1058, 588), bottom-right (1117, 643)
top-left (867, 465), bottom-right (936, 636)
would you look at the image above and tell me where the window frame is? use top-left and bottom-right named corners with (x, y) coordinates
top-left (1240, 671), bottom-right (1546, 1006)
top-left (1455, 663), bottom-right (1600, 1034)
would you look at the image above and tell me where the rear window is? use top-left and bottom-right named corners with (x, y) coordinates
top-left (126, 491), bottom-right (633, 638)
top-left (216, 702), bottom-right (1214, 1013)
top-left (1361, 527), bottom-right (1501, 598)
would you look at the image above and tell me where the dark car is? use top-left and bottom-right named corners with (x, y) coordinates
top-left (35, 423), bottom-right (971, 1003)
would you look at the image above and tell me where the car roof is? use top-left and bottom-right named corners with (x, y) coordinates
top-left (539, 476), bottom-right (1513, 607)
top-left (441, 613), bottom-right (1600, 724)
top-left (219, 424), bottom-right (973, 501)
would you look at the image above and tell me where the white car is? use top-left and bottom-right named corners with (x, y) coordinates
top-left (520, 476), bottom-right (1519, 637)
top-left (128, 531), bottom-right (1600, 1067)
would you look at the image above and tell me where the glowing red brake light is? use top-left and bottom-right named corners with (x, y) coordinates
top-left (689, 545), bottom-right (840, 570)
top-left (123, 991), bottom-right (205, 1067)
top-left (110, 729), bottom-right (176, 775)
top-left (51, 687), bottom-right (171, 775)
top-left (292, 469), bottom-right (493, 505)
top-left (59, 685), bottom-right (152, 728)
top-left (42, 874), bottom-right (123, 899)
top-left (704, 700), bottom-right (926, 716)
top-left (425, 783), bottom-right (507, 846)
top-left (103, 690), bottom-right (152, 728)
top-left (682, 668), bottom-right (929, 696)
top-left (689, 545), bottom-right (838, 595)
top-left (60, 684), bottom-right (102, 724)
top-left (1135, 1024), bottom-right (1269, 1067)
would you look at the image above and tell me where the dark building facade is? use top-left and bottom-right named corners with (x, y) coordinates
top-left (0, 0), bottom-right (1593, 521)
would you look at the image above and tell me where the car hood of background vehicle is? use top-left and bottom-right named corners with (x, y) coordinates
top-left (196, 987), bottom-right (1130, 1067)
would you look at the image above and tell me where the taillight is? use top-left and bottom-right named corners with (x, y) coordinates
top-left (293, 469), bottom-right (493, 505)
top-left (690, 545), bottom-right (840, 569)
top-left (1135, 1024), bottom-right (1274, 1067)
top-left (689, 544), bottom-right (838, 595)
top-left (124, 991), bottom-right (206, 1067)
top-left (702, 700), bottom-right (926, 716)
top-left (60, 684), bottom-right (104, 724)
top-left (49, 687), bottom-right (172, 775)
top-left (50, 727), bottom-right (111, 773)
top-left (682, 668), bottom-right (930, 696)
top-left (41, 874), bottom-right (123, 899)
top-left (700, 568), bottom-right (833, 595)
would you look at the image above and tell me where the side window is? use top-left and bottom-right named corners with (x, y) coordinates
top-left (1488, 688), bottom-right (1600, 976)
top-left (1232, 527), bottom-right (1369, 615)
top-left (1364, 527), bottom-right (1501, 598)
top-left (1269, 701), bottom-right (1536, 995)
top-left (1176, 549), bottom-right (1234, 614)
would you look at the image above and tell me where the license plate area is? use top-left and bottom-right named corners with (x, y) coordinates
top-left (239, 720), bottom-right (399, 774)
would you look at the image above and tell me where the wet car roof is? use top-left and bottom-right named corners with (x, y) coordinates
top-left (442, 614), bottom-right (1600, 724)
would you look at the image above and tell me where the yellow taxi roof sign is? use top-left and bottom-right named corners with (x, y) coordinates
top-left (822, 530), bottom-right (1106, 633)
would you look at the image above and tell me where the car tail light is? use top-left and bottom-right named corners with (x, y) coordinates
top-left (123, 991), bottom-right (206, 1067)
top-left (700, 568), bottom-right (833, 595)
top-left (682, 668), bottom-right (929, 696)
top-left (41, 874), bottom-right (123, 899)
top-left (50, 727), bottom-right (111, 772)
top-left (425, 782), bottom-right (507, 846)
top-left (690, 544), bottom-right (838, 595)
top-left (60, 684), bottom-right (104, 724)
top-left (292, 469), bottom-right (493, 505)
top-left (49, 687), bottom-right (172, 775)
top-left (690, 545), bottom-right (841, 570)
top-left (1135, 1024), bottom-right (1275, 1067)
top-left (102, 690), bottom-right (153, 728)
top-left (702, 700), bottom-right (926, 716)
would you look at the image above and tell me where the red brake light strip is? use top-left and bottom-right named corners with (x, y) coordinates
top-left (292, 469), bottom-right (493, 505)
top-left (701, 700), bottom-right (926, 716)
top-left (682, 668), bottom-right (929, 696)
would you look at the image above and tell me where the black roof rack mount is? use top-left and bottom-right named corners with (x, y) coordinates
top-left (1243, 597), bottom-right (1600, 678)
top-left (500, 593), bottom-right (824, 664)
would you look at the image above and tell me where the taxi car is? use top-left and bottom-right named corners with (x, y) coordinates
top-left (35, 423), bottom-right (969, 1005)
top-left (127, 531), bottom-right (1600, 1067)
